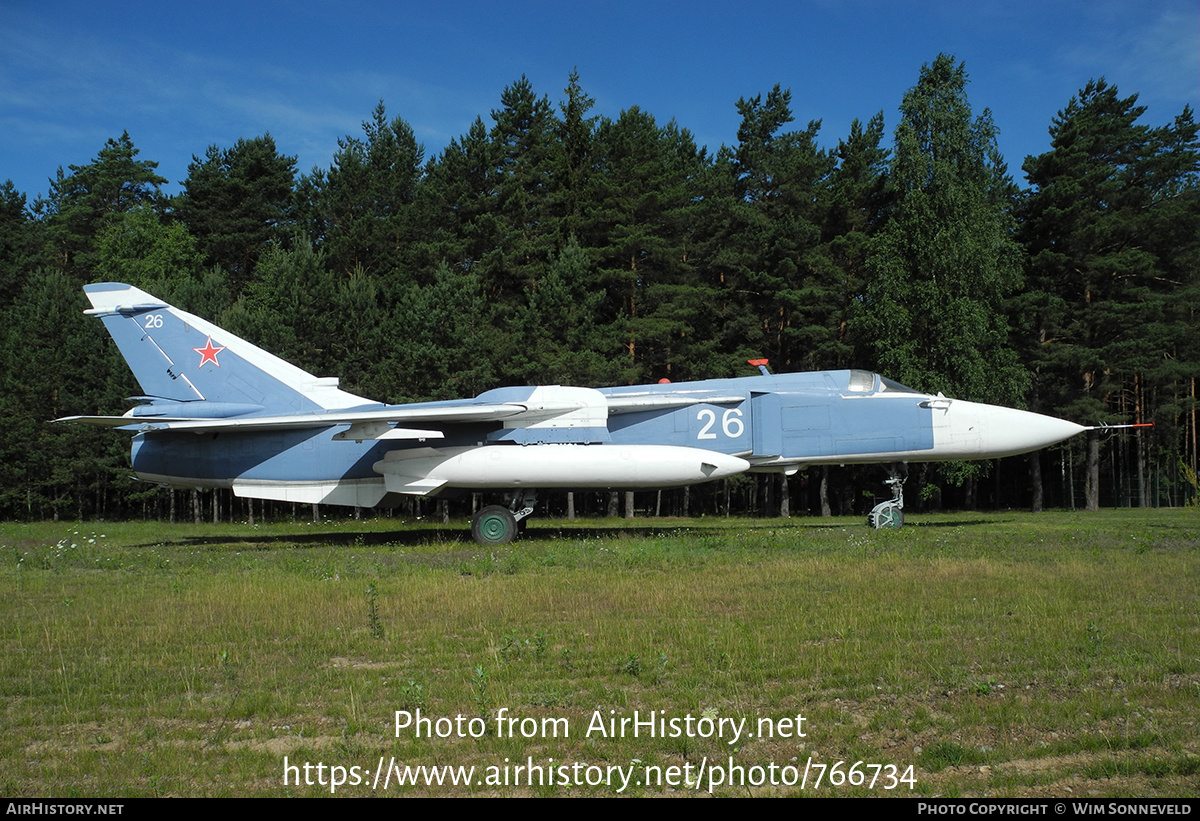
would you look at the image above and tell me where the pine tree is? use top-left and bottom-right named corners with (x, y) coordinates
top-left (552, 69), bottom-right (599, 243)
top-left (858, 55), bottom-right (1026, 405)
top-left (37, 132), bottom-right (167, 279)
top-left (1020, 79), bottom-right (1200, 508)
top-left (590, 107), bottom-right (710, 380)
top-left (0, 180), bottom-right (37, 304)
top-left (811, 113), bottom-right (890, 370)
top-left (694, 85), bottom-right (833, 374)
top-left (234, 240), bottom-right (340, 376)
top-left (484, 77), bottom-right (557, 303)
top-left (175, 134), bottom-right (297, 292)
top-left (508, 236), bottom-right (622, 386)
top-left (410, 117), bottom-right (500, 277)
top-left (0, 272), bottom-right (121, 518)
top-left (298, 103), bottom-right (424, 278)
top-left (396, 261), bottom-right (500, 400)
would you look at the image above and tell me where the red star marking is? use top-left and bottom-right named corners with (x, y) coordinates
top-left (193, 337), bottom-right (226, 368)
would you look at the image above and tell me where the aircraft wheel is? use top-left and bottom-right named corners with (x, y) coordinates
top-left (868, 502), bottom-right (904, 529)
top-left (472, 505), bottom-right (518, 545)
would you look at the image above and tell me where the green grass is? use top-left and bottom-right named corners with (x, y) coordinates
top-left (1, 509), bottom-right (1196, 797)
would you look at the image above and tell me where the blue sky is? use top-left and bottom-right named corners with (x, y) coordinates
top-left (2, 0), bottom-right (1196, 201)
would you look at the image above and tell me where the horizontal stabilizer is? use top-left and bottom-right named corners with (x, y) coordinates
top-left (55, 415), bottom-right (147, 429)
top-left (57, 403), bottom-right (530, 432)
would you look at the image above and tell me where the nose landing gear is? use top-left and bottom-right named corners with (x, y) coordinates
top-left (868, 468), bottom-right (906, 529)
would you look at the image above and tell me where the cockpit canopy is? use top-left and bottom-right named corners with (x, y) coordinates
top-left (847, 369), bottom-right (923, 395)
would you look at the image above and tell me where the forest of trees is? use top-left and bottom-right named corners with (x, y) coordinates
top-left (1, 56), bottom-right (1197, 523)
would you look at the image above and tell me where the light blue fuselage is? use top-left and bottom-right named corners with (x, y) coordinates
top-left (130, 370), bottom-right (934, 489)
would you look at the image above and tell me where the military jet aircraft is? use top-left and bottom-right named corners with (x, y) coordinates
top-left (62, 282), bottom-right (1091, 543)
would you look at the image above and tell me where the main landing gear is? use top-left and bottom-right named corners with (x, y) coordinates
top-left (471, 490), bottom-right (537, 546)
top-left (868, 467), bottom-right (906, 529)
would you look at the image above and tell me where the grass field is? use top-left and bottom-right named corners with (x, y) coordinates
top-left (1, 509), bottom-right (1196, 797)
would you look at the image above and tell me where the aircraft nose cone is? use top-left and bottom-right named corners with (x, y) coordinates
top-left (934, 401), bottom-right (1086, 460)
top-left (998, 407), bottom-right (1086, 453)
top-left (972, 404), bottom-right (1086, 457)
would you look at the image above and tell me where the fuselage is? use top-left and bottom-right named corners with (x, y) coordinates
top-left (128, 369), bottom-right (1084, 505)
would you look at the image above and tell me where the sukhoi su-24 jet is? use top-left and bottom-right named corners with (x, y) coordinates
top-left (62, 282), bottom-right (1096, 544)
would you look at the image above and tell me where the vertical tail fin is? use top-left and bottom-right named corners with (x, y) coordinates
top-left (84, 282), bottom-right (369, 413)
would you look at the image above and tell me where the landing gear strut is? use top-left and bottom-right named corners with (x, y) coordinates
top-left (470, 490), bottom-right (537, 546)
top-left (868, 467), bottom-right (906, 529)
